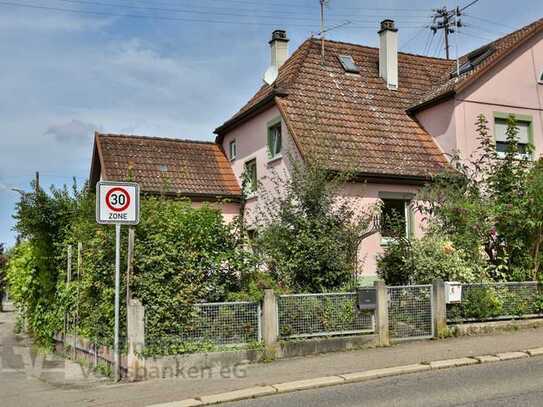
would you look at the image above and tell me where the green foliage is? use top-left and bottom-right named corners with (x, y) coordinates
top-left (450, 287), bottom-right (504, 320)
top-left (7, 181), bottom-right (256, 355)
top-left (256, 159), bottom-right (374, 292)
top-left (377, 234), bottom-right (478, 285)
top-left (533, 294), bottom-right (543, 314)
top-left (277, 296), bottom-right (367, 337)
top-left (418, 114), bottom-right (540, 281)
top-left (0, 243), bottom-right (7, 308)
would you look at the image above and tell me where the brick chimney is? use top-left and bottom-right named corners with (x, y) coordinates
top-left (378, 19), bottom-right (398, 90)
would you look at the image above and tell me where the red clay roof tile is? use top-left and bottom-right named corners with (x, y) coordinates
top-left (92, 133), bottom-right (240, 198)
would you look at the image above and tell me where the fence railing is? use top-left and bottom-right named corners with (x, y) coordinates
top-left (277, 293), bottom-right (374, 339)
top-left (145, 301), bottom-right (261, 348)
top-left (388, 285), bottom-right (434, 340)
top-left (139, 281), bottom-right (543, 357)
top-left (446, 282), bottom-right (543, 323)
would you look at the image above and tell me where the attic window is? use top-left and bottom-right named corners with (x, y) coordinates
top-left (338, 55), bottom-right (359, 74)
top-left (159, 164), bottom-right (168, 172)
top-left (453, 45), bottom-right (495, 77)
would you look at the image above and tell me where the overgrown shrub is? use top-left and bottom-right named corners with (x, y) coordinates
top-left (377, 234), bottom-right (479, 285)
top-left (419, 114), bottom-right (543, 281)
top-left (7, 181), bottom-right (257, 354)
top-left (256, 159), bottom-right (374, 292)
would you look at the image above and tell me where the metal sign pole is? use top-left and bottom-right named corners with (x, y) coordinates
top-left (114, 223), bottom-right (121, 382)
top-left (96, 181), bottom-right (140, 382)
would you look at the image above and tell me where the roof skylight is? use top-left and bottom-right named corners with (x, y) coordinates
top-left (454, 45), bottom-right (495, 77)
top-left (338, 55), bottom-right (359, 74)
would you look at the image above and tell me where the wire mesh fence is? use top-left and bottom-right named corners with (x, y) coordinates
top-left (182, 302), bottom-right (261, 345)
top-left (388, 285), bottom-right (433, 340)
top-left (277, 293), bottom-right (374, 338)
top-left (145, 301), bottom-right (261, 351)
top-left (447, 282), bottom-right (543, 323)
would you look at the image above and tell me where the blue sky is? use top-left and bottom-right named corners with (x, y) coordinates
top-left (1, 0), bottom-right (542, 246)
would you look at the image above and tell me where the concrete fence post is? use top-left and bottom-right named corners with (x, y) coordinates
top-left (262, 289), bottom-right (279, 349)
top-left (374, 280), bottom-right (390, 346)
top-left (432, 279), bottom-right (447, 338)
top-left (127, 299), bottom-right (145, 381)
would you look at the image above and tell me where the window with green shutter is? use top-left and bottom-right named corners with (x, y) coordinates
top-left (494, 113), bottom-right (532, 159)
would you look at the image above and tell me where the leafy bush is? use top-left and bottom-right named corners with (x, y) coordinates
top-left (8, 181), bottom-right (257, 355)
top-left (454, 287), bottom-right (504, 320)
top-left (256, 159), bottom-right (374, 292)
top-left (419, 114), bottom-right (541, 281)
top-left (377, 234), bottom-right (479, 285)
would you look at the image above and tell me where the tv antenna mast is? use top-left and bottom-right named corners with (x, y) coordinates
top-left (319, 0), bottom-right (329, 65)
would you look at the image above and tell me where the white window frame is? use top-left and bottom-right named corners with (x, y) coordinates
top-left (379, 192), bottom-right (415, 246)
top-left (229, 139), bottom-right (237, 161)
top-left (267, 117), bottom-right (283, 161)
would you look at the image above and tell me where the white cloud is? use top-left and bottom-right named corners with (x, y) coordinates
top-left (44, 119), bottom-right (99, 144)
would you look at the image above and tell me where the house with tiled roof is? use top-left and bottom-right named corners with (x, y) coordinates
top-left (89, 133), bottom-right (241, 221)
top-left (89, 17), bottom-right (543, 277)
top-left (214, 18), bottom-right (543, 277)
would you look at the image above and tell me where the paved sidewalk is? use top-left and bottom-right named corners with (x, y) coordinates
top-left (1, 304), bottom-right (543, 407)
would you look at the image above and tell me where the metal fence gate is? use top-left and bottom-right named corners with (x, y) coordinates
top-left (388, 284), bottom-right (434, 340)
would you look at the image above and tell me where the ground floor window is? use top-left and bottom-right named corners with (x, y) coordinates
top-left (380, 195), bottom-right (413, 243)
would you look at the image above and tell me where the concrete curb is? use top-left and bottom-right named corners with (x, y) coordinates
top-left (147, 348), bottom-right (541, 407)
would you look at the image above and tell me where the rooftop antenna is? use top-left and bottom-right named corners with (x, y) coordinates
top-left (319, 0), bottom-right (329, 65)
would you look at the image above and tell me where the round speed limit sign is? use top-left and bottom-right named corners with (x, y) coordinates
top-left (105, 187), bottom-right (131, 212)
top-left (97, 181), bottom-right (140, 225)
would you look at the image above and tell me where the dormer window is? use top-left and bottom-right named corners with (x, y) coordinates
top-left (338, 55), bottom-right (360, 74)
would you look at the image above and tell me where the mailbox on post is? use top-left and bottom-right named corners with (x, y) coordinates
top-left (357, 287), bottom-right (376, 310)
top-left (445, 282), bottom-right (462, 304)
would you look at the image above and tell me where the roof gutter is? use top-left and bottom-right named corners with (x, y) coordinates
top-left (351, 171), bottom-right (434, 185)
top-left (214, 87), bottom-right (288, 143)
top-left (143, 190), bottom-right (242, 202)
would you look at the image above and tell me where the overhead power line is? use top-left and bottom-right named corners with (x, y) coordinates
top-left (100, 0), bottom-right (432, 14)
top-left (48, 0), bottom-right (431, 25)
top-left (0, 1), bottom-right (429, 28)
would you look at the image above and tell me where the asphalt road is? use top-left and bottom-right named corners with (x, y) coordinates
top-left (223, 357), bottom-right (543, 407)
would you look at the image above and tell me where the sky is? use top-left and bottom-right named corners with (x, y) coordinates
top-left (1, 0), bottom-right (542, 247)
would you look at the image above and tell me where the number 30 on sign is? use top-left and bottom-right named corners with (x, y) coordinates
top-left (96, 181), bottom-right (140, 225)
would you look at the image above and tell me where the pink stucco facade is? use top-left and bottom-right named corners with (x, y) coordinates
top-left (417, 32), bottom-right (543, 160)
top-left (220, 105), bottom-right (426, 278)
top-left (221, 105), bottom-right (300, 226)
top-left (190, 200), bottom-right (240, 224)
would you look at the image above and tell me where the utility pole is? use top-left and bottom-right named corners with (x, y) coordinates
top-left (430, 0), bottom-right (480, 60)
top-left (430, 6), bottom-right (462, 59)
